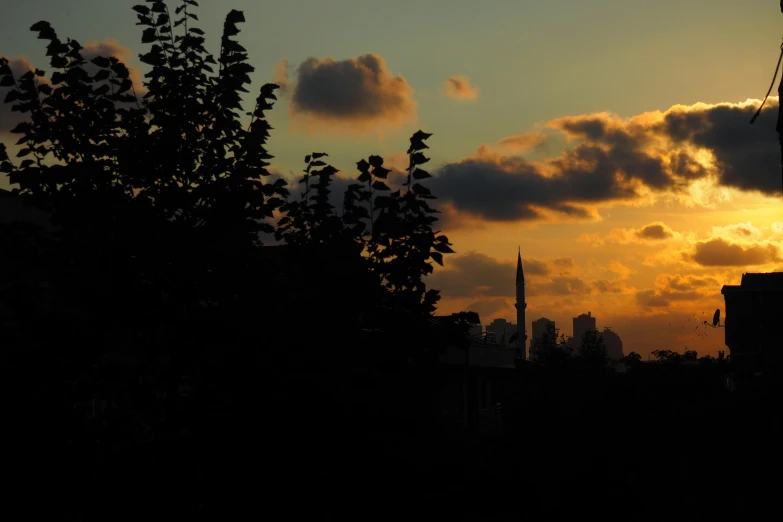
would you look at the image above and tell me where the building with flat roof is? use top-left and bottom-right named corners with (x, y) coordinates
top-left (721, 272), bottom-right (783, 374)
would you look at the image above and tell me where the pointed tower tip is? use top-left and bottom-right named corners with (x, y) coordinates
top-left (516, 246), bottom-right (523, 282)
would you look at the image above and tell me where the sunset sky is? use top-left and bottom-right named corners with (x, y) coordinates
top-left (2, 1), bottom-right (783, 357)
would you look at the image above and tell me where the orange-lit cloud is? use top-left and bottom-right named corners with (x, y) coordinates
top-left (442, 75), bottom-right (479, 101)
top-left (687, 237), bottom-right (782, 267)
top-left (272, 57), bottom-right (291, 97)
top-left (578, 222), bottom-right (677, 246)
top-left (496, 132), bottom-right (548, 152)
top-left (288, 53), bottom-right (417, 136)
top-left (635, 273), bottom-right (723, 310)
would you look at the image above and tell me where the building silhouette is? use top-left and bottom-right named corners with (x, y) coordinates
top-left (600, 327), bottom-right (624, 360)
top-left (721, 272), bottom-right (783, 375)
top-left (573, 311), bottom-right (597, 344)
top-left (515, 248), bottom-right (527, 359)
top-left (485, 318), bottom-right (518, 347)
top-left (530, 317), bottom-right (555, 361)
top-left (531, 317), bottom-right (555, 342)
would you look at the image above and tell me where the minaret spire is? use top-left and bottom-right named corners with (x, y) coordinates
top-left (515, 246), bottom-right (527, 360)
top-left (516, 246), bottom-right (523, 285)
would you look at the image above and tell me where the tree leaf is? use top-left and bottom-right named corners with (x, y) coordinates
top-left (30, 21), bottom-right (52, 31)
top-left (410, 152), bottom-right (429, 166)
top-left (92, 69), bottom-right (111, 82)
top-left (141, 28), bottom-right (158, 43)
top-left (226, 10), bottom-right (245, 24)
top-left (433, 242), bottom-right (455, 254)
top-left (51, 55), bottom-right (67, 68)
top-left (372, 166), bottom-right (390, 179)
top-left (0, 76), bottom-right (14, 87)
top-left (90, 56), bottom-right (110, 68)
top-left (412, 168), bottom-right (431, 180)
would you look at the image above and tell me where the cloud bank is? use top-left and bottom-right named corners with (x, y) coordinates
top-left (430, 99), bottom-right (780, 226)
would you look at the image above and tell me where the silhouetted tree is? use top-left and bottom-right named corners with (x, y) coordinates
top-left (578, 330), bottom-right (610, 371)
top-left (652, 349), bottom-right (682, 363)
top-left (621, 351), bottom-right (643, 368)
top-left (369, 131), bottom-right (454, 318)
top-left (1, 2), bottom-right (463, 517)
top-left (530, 323), bottom-right (572, 368)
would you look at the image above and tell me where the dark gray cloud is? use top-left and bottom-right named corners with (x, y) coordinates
top-left (635, 289), bottom-right (671, 308)
top-left (428, 100), bottom-right (779, 225)
top-left (528, 276), bottom-right (590, 297)
top-left (425, 252), bottom-right (579, 300)
top-left (636, 223), bottom-right (673, 240)
top-left (662, 102), bottom-right (780, 195)
top-left (426, 251), bottom-right (515, 298)
top-left (289, 53), bottom-right (416, 130)
top-left (465, 298), bottom-right (511, 322)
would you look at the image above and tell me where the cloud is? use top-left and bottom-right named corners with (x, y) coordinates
top-left (523, 256), bottom-right (577, 277)
top-left (528, 276), bottom-right (590, 297)
top-left (427, 251), bottom-right (515, 298)
top-left (660, 100), bottom-right (780, 195)
top-left (687, 237), bottom-right (782, 267)
top-left (710, 221), bottom-right (762, 239)
top-left (608, 260), bottom-right (633, 279)
top-left (636, 222), bottom-right (673, 240)
top-left (578, 222), bottom-right (677, 246)
top-left (657, 273), bottom-right (720, 293)
top-left (288, 53), bottom-right (417, 135)
top-left (592, 279), bottom-right (631, 294)
top-left (496, 132), bottom-right (548, 153)
top-left (430, 99), bottom-right (780, 226)
top-left (426, 252), bottom-right (582, 301)
top-left (272, 57), bottom-right (291, 97)
top-left (465, 298), bottom-right (512, 322)
top-left (634, 272), bottom-right (723, 309)
top-left (442, 75), bottom-right (479, 101)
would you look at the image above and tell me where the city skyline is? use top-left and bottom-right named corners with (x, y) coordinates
top-left (2, 1), bottom-right (781, 358)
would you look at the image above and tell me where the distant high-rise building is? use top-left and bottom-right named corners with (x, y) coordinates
top-left (486, 318), bottom-right (518, 346)
top-left (530, 317), bottom-right (555, 361)
top-left (600, 327), bottom-right (624, 360)
top-left (531, 317), bottom-right (555, 344)
top-left (573, 311), bottom-right (597, 344)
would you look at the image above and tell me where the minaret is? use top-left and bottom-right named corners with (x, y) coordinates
top-left (515, 247), bottom-right (527, 359)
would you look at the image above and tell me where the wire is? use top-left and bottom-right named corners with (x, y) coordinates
top-left (750, 40), bottom-right (783, 124)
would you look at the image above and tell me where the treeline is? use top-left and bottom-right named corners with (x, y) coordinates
top-left (0, 2), bottom-right (460, 516)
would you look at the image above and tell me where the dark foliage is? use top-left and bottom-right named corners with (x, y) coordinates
top-left (1, 2), bottom-right (455, 517)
